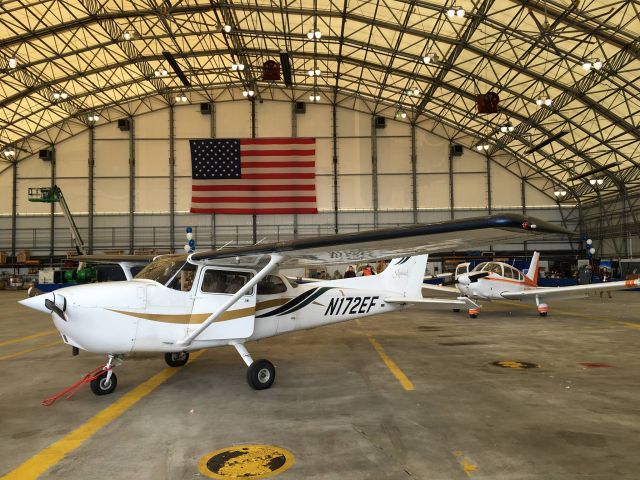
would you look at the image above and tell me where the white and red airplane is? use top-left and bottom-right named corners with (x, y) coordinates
top-left (425, 251), bottom-right (640, 318)
top-left (19, 214), bottom-right (565, 397)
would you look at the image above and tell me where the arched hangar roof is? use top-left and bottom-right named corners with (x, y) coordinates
top-left (1, 0), bottom-right (638, 204)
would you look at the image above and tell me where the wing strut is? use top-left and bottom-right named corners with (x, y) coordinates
top-left (175, 254), bottom-right (284, 347)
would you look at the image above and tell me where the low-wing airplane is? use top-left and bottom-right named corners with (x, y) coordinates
top-left (20, 214), bottom-right (565, 396)
top-left (424, 251), bottom-right (640, 318)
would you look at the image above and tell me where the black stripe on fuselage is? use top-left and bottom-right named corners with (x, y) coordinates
top-left (255, 287), bottom-right (318, 318)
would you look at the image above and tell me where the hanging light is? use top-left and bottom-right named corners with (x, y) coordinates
top-left (456, 7), bottom-right (465, 17)
top-left (475, 141), bottom-right (490, 151)
top-left (593, 60), bottom-right (602, 70)
top-left (309, 93), bottom-right (321, 102)
top-left (589, 178), bottom-right (604, 186)
top-left (446, 6), bottom-right (465, 17)
top-left (307, 69), bottom-right (321, 77)
top-left (8, 58), bottom-right (17, 69)
top-left (87, 113), bottom-right (100, 122)
top-left (52, 91), bottom-right (68, 101)
top-left (223, 24), bottom-right (232, 33)
top-left (536, 96), bottom-right (552, 107)
top-left (395, 110), bottom-right (408, 119)
top-left (582, 59), bottom-right (602, 71)
top-left (154, 68), bottom-right (169, 77)
top-left (3, 147), bottom-right (16, 157)
top-left (307, 29), bottom-right (322, 40)
top-left (446, 8), bottom-right (456, 17)
top-left (123, 31), bottom-right (131, 41)
top-left (554, 190), bottom-right (567, 198)
top-left (242, 89), bottom-right (255, 97)
top-left (500, 121), bottom-right (514, 133)
top-left (175, 93), bottom-right (188, 103)
top-left (231, 63), bottom-right (245, 71)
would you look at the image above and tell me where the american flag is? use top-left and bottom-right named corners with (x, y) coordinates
top-left (190, 138), bottom-right (317, 214)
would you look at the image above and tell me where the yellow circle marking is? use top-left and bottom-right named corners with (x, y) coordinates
top-left (198, 444), bottom-right (295, 479)
top-left (498, 360), bottom-right (526, 369)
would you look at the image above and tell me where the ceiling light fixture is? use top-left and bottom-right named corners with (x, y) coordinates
top-left (500, 121), bottom-right (515, 133)
top-left (154, 68), bottom-right (169, 77)
top-left (242, 89), bottom-right (255, 97)
top-left (8, 58), bottom-right (17, 69)
top-left (535, 96), bottom-right (552, 107)
top-left (306, 29), bottom-right (322, 40)
top-left (309, 93), bottom-right (321, 102)
top-left (123, 31), bottom-right (131, 41)
top-left (554, 189), bottom-right (567, 198)
top-left (422, 54), bottom-right (438, 64)
top-left (589, 178), bottom-right (604, 186)
top-left (231, 63), bottom-right (245, 71)
top-left (307, 69), bottom-right (321, 76)
top-left (395, 110), bottom-right (408, 120)
top-left (475, 141), bottom-right (490, 151)
top-left (87, 113), bottom-right (100, 122)
top-left (446, 6), bottom-right (465, 17)
top-left (175, 93), bottom-right (188, 103)
top-left (582, 59), bottom-right (602, 71)
top-left (223, 24), bottom-right (232, 33)
top-left (3, 147), bottom-right (16, 157)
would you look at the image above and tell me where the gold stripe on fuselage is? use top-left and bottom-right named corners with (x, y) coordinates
top-left (108, 298), bottom-right (291, 324)
top-left (109, 307), bottom-right (256, 324)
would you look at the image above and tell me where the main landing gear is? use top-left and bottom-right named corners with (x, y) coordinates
top-left (90, 354), bottom-right (120, 396)
top-left (232, 342), bottom-right (276, 390)
top-left (165, 351), bottom-right (190, 367)
top-left (468, 307), bottom-right (481, 318)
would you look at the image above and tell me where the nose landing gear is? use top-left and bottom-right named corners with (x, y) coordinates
top-left (90, 354), bottom-right (122, 396)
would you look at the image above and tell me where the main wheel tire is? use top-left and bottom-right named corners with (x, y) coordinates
top-left (90, 372), bottom-right (117, 396)
top-left (246, 359), bottom-right (275, 390)
top-left (453, 308), bottom-right (460, 312)
top-left (165, 352), bottom-right (189, 367)
top-left (539, 312), bottom-right (548, 317)
top-left (469, 313), bottom-right (478, 319)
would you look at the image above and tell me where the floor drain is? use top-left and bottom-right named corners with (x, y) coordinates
top-left (492, 360), bottom-right (540, 369)
top-left (198, 444), bottom-right (295, 479)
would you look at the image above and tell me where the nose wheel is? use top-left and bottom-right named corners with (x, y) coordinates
top-left (90, 372), bottom-right (118, 395)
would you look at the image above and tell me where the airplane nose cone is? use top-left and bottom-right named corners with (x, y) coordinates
top-left (19, 292), bottom-right (54, 314)
top-left (457, 275), bottom-right (471, 286)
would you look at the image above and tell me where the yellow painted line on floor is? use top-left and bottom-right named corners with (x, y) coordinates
top-left (0, 340), bottom-right (61, 361)
top-left (0, 329), bottom-right (57, 348)
top-left (367, 336), bottom-right (414, 391)
top-left (0, 350), bottom-right (205, 480)
top-left (452, 451), bottom-right (478, 478)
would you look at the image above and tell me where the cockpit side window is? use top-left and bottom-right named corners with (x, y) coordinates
top-left (201, 269), bottom-right (253, 295)
top-left (166, 263), bottom-right (197, 291)
top-left (483, 263), bottom-right (503, 275)
top-left (257, 275), bottom-right (288, 295)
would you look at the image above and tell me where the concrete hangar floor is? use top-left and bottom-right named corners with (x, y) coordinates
top-left (1, 289), bottom-right (639, 480)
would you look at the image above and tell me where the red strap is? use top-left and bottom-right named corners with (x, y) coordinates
top-left (42, 365), bottom-right (112, 407)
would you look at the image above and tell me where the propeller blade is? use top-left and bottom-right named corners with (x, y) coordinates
top-left (45, 298), bottom-right (67, 321)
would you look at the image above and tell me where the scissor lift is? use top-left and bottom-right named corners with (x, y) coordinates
top-left (28, 185), bottom-right (87, 255)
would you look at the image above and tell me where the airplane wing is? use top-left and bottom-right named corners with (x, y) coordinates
top-left (385, 296), bottom-right (479, 309)
top-left (190, 214), bottom-right (568, 267)
top-left (501, 279), bottom-right (640, 301)
top-left (421, 284), bottom-right (460, 295)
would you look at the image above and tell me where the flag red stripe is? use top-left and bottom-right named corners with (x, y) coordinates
top-left (191, 207), bottom-right (319, 214)
top-left (240, 149), bottom-right (315, 156)
top-left (241, 173), bottom-right (315, 179)
top-left (240, 138), bottom-right (315, 145)
top-left (192, 196), bottom-right (317, 203)
top-left (192, 184), bottom-right (315, 191)
top-left (240, 161), bottom-right (315, 168)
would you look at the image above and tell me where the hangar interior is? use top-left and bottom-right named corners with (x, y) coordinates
top-left (1, 1), bottom-right (640, 479)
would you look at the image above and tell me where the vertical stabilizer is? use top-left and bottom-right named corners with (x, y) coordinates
top-left (524, 251), bottom-right (540, 285)
top-left (379, 255), bottom-right (429, 297)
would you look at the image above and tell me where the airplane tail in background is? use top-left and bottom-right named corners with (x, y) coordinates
top-left (380, 255), bottom-right (429, 297)
top-left (326, 255), bottom-right (428, 297)
top-left (524, 251), bottom-right (540, 285)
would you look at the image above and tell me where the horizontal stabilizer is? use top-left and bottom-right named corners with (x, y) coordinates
top-left (385, 296), bottom-right (479, 310)
top-left (501, 278), bottom-right (640, 301)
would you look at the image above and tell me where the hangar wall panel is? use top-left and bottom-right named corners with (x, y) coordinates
top-left (256, 102), bottom-right (292, 137)
top-left (338, 175), bottom-right (373, 209)
top-left (94, 139), bottom-right (129, 177)
top-left (136, 178), bottom-right (169, 212)
top-left (94, 178), bottom-right (128, 213)
top-left (417, 173), bottom-right (450, 209)
top-left (55, 133), bottom-right (88, 178)
top-left (175, 105), bottom-right (210, 139)
top-left (135, 109), bottom-right (168, 139)
top-left (136, 140), bottom-right (169, 177)
top-left (454, 173), bottom-right (487, 209)
top-left (297, 104), bottom-right (331, 138)
top-left (337, 109), bottom-right (370, 137)
top-left (377, 137), bottom-right (411, 174)
top-left (314, 138), bottom-right (333, 175)
top-left (215, 102), bottom-right (251, 138)
top-left (491, 164), bottom-right (522, 208)
top-left (338, 138), bottom-right (371, 174)
top-left (416, 130), bottom-right (449, 173)
top-left (378, 175), bottom-right (412, 210)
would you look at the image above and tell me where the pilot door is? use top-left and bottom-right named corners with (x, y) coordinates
top-left (190, 267), bottom-right (257, 340)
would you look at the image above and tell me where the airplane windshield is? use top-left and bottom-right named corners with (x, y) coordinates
top-left (473, 262), bottom-right (488, 272)
top-left (482, 262), bottom-right (503, 274)
top-left (135, 257), bottom-right (191, 286)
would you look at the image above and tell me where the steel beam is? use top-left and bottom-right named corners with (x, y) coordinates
top-left (88, 126), bottom-right (95, 253)
top-left (251, 99), bottom-right (257, 244)
top-left (411, 123), bottom-right (418, 224)
top-left (128, 117), bottom-right (135, 254)
top-left (50, 146), bottom-right (56, 264)
top-left (11, 160), bottom-right (17, 261)
top-left (371, 115), bottom-right (379, 228)
top-left (332, 101), bottom-right (339, 234)
top-left (169, 105), bottom-right (175, 253)
top-left (448, 143), bottom-right (454, 220)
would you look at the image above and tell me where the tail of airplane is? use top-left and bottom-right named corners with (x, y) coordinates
top-left (327, 255), bottom-right (428, 297)
top-left (524, 251), bottom-right (540, 285)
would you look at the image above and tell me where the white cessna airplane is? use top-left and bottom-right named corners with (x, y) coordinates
top-left (425, 251), bottom-right (640, 318)
top-left (20, 214), bottom-right (563, 396)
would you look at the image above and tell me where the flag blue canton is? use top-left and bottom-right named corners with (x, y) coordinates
top-left (190, 139), bottom-right (241, 179)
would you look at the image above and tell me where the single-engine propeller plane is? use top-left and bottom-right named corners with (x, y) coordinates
top-left (424, 251), bottom-right (640, 318)
top-left (21, 214), bottom-right (565, 396)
